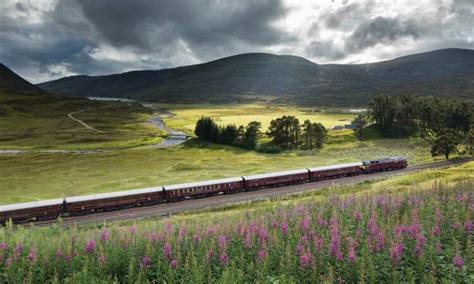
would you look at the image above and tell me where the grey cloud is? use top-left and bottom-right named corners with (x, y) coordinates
top-left (346, 17), bottom-right (420, 52)
top-left (75, 0), bottom-right (291, 51)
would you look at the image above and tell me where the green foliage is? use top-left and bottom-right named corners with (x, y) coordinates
top-left (194, 116), bottom-right (260, 150)
top-left (0, 178), bottom-right (472, 282)
top-left (368, 95), bottom-right (473, 159)
top-left (352, 113), bottom-right (368, 141)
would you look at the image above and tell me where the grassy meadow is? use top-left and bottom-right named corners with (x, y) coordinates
top-left (0, 103), bottom-right (447, 204)
top-left (160, 104), bottom-right (358, 134)
top-left (1, 162), bottom-right (472, 283)
top-left (0, 92), bottom-right (163, 150)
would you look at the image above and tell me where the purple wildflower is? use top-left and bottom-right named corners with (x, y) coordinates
top-left (27, 247), bottom-right (37, 264)
top-left (390, 243), bottom-right (404, 264)
top-left (0, 243), bottom-right (7, 250)
top-left (163, 243), bottom-right (172, 258)
top-left (435, 242), bottom-right (442, 254)
top-left (14, 244), bottom-right (23, 257)
top-left (98, 254), bottom-right (106, 266)
top-left (6, 257), bottom-right (13, 267)
top-left (300, 215), bottom-right (310, 231)
top-left (313, 236), bottom-right (324, 253)
top-left (142, 256), bottom-right (151, 269)
top-left (84, 239), bottom-right (96, 254)
top-left (281, 222), bottom-right (289, 236)
top-left (464, 220), bottom-right (472, 234)
top-left (207, 249), bottom-right (215, 261)
top-left (299, 252), bottom-right (312, 268)
top-left (431, 224), bottom-right (440, 237)
top-left (219, 253), bottom-right (228, 266)
top-left (257, 249), bottom-right (268, 262)
top-left (347, 237), bottom-right (357, 264)
top-left (258, 228), bottom-right (268, 245)
top-left (149, 232), bottom-right (158, 244)
top-left (170, 259), bottom-right (178, 269)
top-left (217, 235), bottom-right (227, 252)
top-left (414, 233), bottom-right (426, 258)
top-left (453, 256), bottom-right (464, 269)
top-left (192, 233), bottom-right (202, 244)
top-left (353, 211), bottom-right (362, 222)
top-left (101, 229), bottom-right (110, 243)
top-left (128, 226), bottom-right (137, 234)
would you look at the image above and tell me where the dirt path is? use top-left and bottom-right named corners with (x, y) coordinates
top-left (67, 108), bottom-right (105, 133)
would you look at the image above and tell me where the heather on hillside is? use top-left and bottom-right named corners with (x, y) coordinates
top-left (1, 182), bottom-right (472, 282)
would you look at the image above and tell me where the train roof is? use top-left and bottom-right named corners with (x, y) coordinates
top-left (243, 168), bottom-right (309, 180)
top-left (307, 162), bottom-right (363, 172)
top-left (363, 157), bottom-right (406, 164)
top-left (0, 198), bottom-right (64, 212)
top-left (66, 186), bottom-right (163, 203)
top-left (164, 177), bottom-right (243, 191)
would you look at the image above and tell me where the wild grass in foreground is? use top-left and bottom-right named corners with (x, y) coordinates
top-left (1, 181), bottom-right (472, 282)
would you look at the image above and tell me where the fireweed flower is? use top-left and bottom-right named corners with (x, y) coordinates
top-left (14, 244), bottom-right (23, 257)
top-left (100, 229), bottom-right (110, 243)
top-left (219, 253), bottom-right (229, 266)
top-left (453, 256), bottom-right (464, 269)
top-left (464, 220), bottom-right (472, 234)
top-left (414, 233), bottom-right (426, 258)
top-left (281, 222), bottom-right (289, 236)
top-left (149, 232), bottom-right (158, 244)
top-left (170, 259), bottom-right (178, 269)
top-left (217, 235), bottom-right (227, 252)
top-left (84, 240), bottom-right (96, 254)
top-left (258, 228), bottom-right (268, 245)
top-left (27, 247), bottom-right (37, 264)
top-left (207, 249), bottom-right (215, 261)
top-left (128, 226), bottom-right (137, 234)
top-left (192, 233), bottom-right (202, 244)
top-left (431, 224), bottom-right (441, 237)
top-left (0, 243), bottom-right (7, 250)
top-left (300, 216), bottom-right (310, 231)
top-left (435, 242), bottom-right (443, 254)
top-left (98, 254), bottom-right (106, 266)
top-left (142, 256), bottom-right (151, 269)
top-left (299, 252), bottom-right (312, 268)
top-left (390, 243), bottom-right (404, 264)
top-left (257, 249), bottom-right (268, 262)
top-left (163, 243), bottom-right (172, 258)
top-left (347, 237), bottom-right (357, 264)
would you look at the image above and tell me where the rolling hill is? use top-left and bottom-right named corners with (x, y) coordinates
top-left (38, 48), bottom-right (474, 106)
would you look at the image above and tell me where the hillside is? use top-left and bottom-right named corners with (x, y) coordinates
top-left (0, 63), bottom-right (158, 150)
top-left (38, 48), bottom-right (474, 106)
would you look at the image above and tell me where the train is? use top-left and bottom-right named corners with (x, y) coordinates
top-left (0, 157), bottom-right (407, 224)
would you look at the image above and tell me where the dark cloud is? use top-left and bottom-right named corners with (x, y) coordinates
top-left (346, 16), bottom-right (420, 52)
top-left (0, 0), bottom-right (473, 82)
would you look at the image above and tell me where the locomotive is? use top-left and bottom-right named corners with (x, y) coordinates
top-left (0, 157), bottom-right (407, 224)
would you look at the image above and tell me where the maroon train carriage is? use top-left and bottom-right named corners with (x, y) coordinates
top-left (308, 162), bottom-right (364, 181)
top-left (65, 187), bottom-right (164, 216)
top-left (243, 168), bottom-right (310, 190)
top-left (164, 177), bottom-right (245, 201)
top-left (363, 157), bottom-right (408, 173)
top-left (0, 199), bottom-right (64, 224)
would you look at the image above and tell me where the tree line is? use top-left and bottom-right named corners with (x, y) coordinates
top-left (194, 115), bottom-right (328, 152)
top-left (366, 95), bottom-right (473, 159)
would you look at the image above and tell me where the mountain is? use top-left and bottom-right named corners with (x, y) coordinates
top-left (38, 48), bottom-right (474, 106)
top-left (0, 63), bottom-right (47, 94)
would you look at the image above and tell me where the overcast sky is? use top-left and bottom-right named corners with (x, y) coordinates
top-left (1, 0), bottom-right (473, 83)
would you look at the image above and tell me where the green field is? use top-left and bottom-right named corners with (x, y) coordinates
top-left (160, 104), bottom-right (358, 134)
top-left (0, 92), bottom-right (163, 150)
top-left (0, 103), bottom-right (453, 204)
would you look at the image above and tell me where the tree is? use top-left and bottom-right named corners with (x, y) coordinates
top-left (302, 119), bottom-right (314, 150)
top-left (430, 128), bottom-right (461, 160)
top-left (219, 124), bottom-right (238, 145)
top-left (241, 121), bottom-right (261, 150)
top-left (367, 95), bottom-right (397, 135)
top-left (352, 114), bottom-right (367, 141)
top-left (194, 116), bottom-right (219, 142)
top-left (267, 116), bottom-right (301, 150)
top-left (313, 122), bottom-right (327, 149)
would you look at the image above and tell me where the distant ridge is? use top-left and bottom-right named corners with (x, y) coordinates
top-left (0, 63), bottom-right (46, 94)
top-left (38, 48), bottom-right (474, 106)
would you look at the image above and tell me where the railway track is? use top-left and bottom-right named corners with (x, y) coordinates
top-left (22, 158), bottom-right (469, 228)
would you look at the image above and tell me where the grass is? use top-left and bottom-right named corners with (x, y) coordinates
top-left (0, 137), bottom-right (439, 204)
top-left (0, 91), bottom-right (164, 150)
top-left (0, 102), bottom-right (455, 204)
top-left (159, 104), bottom-right (357, 134)
top-left (0, 162), bottom-right (472, 283)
